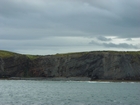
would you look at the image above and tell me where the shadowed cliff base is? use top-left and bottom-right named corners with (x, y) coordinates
top-left (0, 50), bottom-right (140, 81)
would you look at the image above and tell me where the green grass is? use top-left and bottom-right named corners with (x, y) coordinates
top-left (0, 50), bottom-right (41, 60)
top-left (54, 51), bottom-right (91, 57)
top-left (1, 50), bottom-right (140, 59)
top-left (105, 51), bottom-right (139, 55)
top-left (0, 50), bottom-right (18, 58)
top-left (124, 51), bottom-right (140, 55)
top-left (54, 51), bottom-right (140, 57)
top-left (26, 55), bottom-right (40, 60)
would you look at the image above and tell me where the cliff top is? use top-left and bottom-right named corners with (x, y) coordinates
top-left (0, 50), bottom-right (19, 58)
top-left (54, 51), bottom-right (140, 57)
top-left (0, 50), bottom-right (140, 59)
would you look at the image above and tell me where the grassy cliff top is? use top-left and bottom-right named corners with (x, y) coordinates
top-left (26, 55), bottom-right (40, 60)
top-left (54, 51), bottom-right (140, 57)
top-left (0, 50), bottom-right (40, 60)
top-left (0, 50), bottom-right (140, 58)
top-left (0, 50), bottom-right (18, 58)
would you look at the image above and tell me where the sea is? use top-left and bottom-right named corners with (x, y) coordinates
top-left (0, 80), bottom-right (139, 105)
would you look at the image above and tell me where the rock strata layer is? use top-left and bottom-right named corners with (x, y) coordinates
top-left (0, 50), bottom-right (140, 80)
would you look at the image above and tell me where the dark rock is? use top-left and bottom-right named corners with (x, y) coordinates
top-left (0, 51), bottom-right (140, 80)
top-left (0, 55), bottom-right (30, 77)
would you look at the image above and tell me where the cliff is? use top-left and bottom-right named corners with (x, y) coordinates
top-left (0, 50), bottom-right (30, 77)
top-left (0, 50), bottom-right (140, 80)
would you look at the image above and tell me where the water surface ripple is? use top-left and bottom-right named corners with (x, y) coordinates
top-left (0, 80), bottom-right (139, 105)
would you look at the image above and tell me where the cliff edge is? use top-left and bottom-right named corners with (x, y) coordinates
top-left (0, 50), bottom-right (140, 80)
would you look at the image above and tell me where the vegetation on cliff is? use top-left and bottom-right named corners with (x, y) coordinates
top-left (0, 50), bottom-right (42, 61)
top-left (26, 55), bottom-right (40, 60)
top-left (1, 50), bottom-right (140, 58)
top-left (0, 50), bottom-right (18, 58)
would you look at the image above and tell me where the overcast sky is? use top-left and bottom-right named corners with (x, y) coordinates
top-left (0, 0), bottom-right (140, 55)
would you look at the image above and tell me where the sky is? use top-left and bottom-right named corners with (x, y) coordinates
top-left (0, 0), bottom-right (140, 55)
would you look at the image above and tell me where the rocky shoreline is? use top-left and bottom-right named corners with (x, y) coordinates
top-left (0, 77), bottom-right (140, 82)
top-left (6, 77), bottom-right (91, 81)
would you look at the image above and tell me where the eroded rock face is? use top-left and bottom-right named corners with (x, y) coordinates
top-left (0, 55), bottom-right (29, 77)
top-left (0, 51), bottom-right (140, 80)
top-left (29, 52), bottom-right (140, 80)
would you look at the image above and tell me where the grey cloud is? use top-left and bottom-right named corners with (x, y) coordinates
top-left (97, 36), bottom-right (112, 41)
top-left (78, 0), bottom-right (115, 11)
top-left (0, 0), bottom-right (45, 18)
top-left (126, 38), bottom-right (132, 41)
top-left (0, 0), bottom-right (140, 38)
top-left (89, 40), bottom-right (101, 46)
top-left (103, 43), bottom-right (138, 49)
top-left (89, 40), bottom-right (138, 49)
top-left (0, 36), bottom-right (85, 51)
top-left (0, 0), bottom-right (140, 54)
top-left (70, 0), bottom-right (140, 38)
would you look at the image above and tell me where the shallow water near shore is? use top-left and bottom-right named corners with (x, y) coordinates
top-left (0, 80), bottom-right (140, 105)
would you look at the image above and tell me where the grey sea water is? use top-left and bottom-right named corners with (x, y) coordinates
top-left (0, 80), bottom-right (139, 105)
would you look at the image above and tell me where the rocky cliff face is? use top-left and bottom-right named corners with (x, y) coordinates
top-left (0, 50), bottom-right (140, 80)
top-left (0, 51), bottom-right (30, 77)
